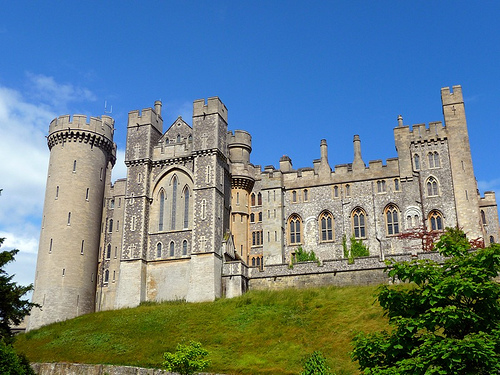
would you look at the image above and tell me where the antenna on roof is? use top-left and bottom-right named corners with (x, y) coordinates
top-left (104, 100), bottom-right (113, 115)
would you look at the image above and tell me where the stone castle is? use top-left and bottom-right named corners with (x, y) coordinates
top-left (28, 85), bottom-right (500, 330)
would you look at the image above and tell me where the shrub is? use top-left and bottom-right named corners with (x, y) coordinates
top-left (163, 341), bottom-right (210, 375)
top-left (300, 350), bottom-right (332, 375)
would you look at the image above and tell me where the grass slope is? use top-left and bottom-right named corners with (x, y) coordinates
top-left (15, 285), bottom-right (388, 374)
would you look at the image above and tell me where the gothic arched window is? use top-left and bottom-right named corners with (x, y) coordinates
top-left (106, 244), bottom-right (111, 259)
top-left (156, 242), bottom-right (162, 258)
top-left (428, 210), bottom-right (444, 231)
top-left (183, 186), bottom-right (190, 229)
top-left (250, 213), bottom-right (255, 223)
top-left (352, 208), bottom-right (366, 239)
top-left (257, 192), bottom-right (262, 205)
top-left (182, 240), bottom-right (188, 255)
top-left (251, 193), bottom-right (256, 206)
top-left (333, 185), bottom-right (339, 198)
top-left (159, 190), bottom-right (165, 231)
top-left (385, 204), bottom-right (400, 235)
top-left (426, 177), bottom-right (439, 196)
top-left (171, 176), bottom-right (178, 230)
top-left (413, 154), bottom-right (420, 170)
top-left (289, 214), bottom-right (302, 244)
top-left (169, 241), bottom-right (175, 257)
top-left (319, 211), bottom-right (334, 242)
top-left (428, 151), bottom-right (440, 168)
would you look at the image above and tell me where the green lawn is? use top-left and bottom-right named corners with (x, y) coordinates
top-left (15, 285), bottom-right (388, 374)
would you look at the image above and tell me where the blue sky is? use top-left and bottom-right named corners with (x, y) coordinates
top-left (1, 1), bottom-right (500, 288)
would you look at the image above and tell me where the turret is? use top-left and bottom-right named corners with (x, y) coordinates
top-left (441, 85), bottom-right (483, 239)
top-left (352, 135), bottom-right (365, 171)
top-left (28, 114), bottom-right (116, 330)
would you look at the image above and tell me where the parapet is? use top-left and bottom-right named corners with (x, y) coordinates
top-left (441, 85), bottom-right (463, 106)
top-left (127, 103), bottom-right (162, 129)
top-left (394, 121), bottom-right (447, 144)
top-left (227, 130), bottom-right (252, 151)
top-left (480, 191), bottom-right (498, 207)
top-left (193, 97), bottom-right (228, 123)
top-left (49, 114), bottom-right (114, 142)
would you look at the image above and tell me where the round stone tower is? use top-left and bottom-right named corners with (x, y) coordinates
top-left (28, 114), bottom-right (116, 330)
top-left (227, 130), bottom-right (254, 261)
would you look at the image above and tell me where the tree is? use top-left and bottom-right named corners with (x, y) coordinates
top-left (163, 341), bottom-right (210, 375)
top-left (0, 339), bottom-right (35, 375)
top-left (300, 351), bottom-right (333, 375)
top-left (0, 238), bottom-right (37, 344)
top-left (351, 227), bottom-right (500, 374)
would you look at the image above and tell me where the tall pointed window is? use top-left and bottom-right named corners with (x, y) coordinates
top-left (156, 242), bottom-right (162, 258)
top-left (106, 244), bottom-right (111, 259)
top-left (182, 240), bottom-right (188, 255)
top-left (257, 192), bottom-right (262, 205)
top-left (426, 177), bottom-right (439, 196)
top-left (183, 186), bottom-right (190, 229)
top-left (108, 219), bottom-right (113, 232)
top-left (345, 184), bottom-right (351, 197)
top-left (352, 208), bottom-right (366, 238)
top-left (251, 193), bottom-right (256, 206)
top-left (303, 189), bottom-right (308, 202)
top-left (250, 213), bottom-right (255, 223)
top-left (319, 211), bottom-right (334, 242)
top-left (413, 154), bottom-right (420, 170)
top-left (292, 190), bottom-right (297, 203)
top-left (159, 190), bottom-right (165, 231)
top-left (428, 210), bottom-right (444, 231)
top-left (169, 241), bottom-right (175, 256)
top-left (289, 214), bottom-right (302, 244)
top-left (385, 205), bottom-right (400, 235)
top-left (171, 176), bottom-right (177, 230)
top-left (104, 270), bottom-right (109, 283)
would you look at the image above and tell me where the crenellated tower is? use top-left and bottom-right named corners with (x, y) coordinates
top-left (441, 86), bottom-right (483, 239)
top-left (187, 97), bottom-right (231, 301)
top-left (228, 130), bottom-right (255, 261)
top-left (28, 115), bottom-right (116, 330)
top-left (115, 102), bottom-right (163, 308)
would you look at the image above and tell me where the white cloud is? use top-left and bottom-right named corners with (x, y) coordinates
top-left (0, 74), bottom-right (97, 290)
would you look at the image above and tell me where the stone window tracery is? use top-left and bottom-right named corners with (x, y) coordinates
top-left (319, 211), bottom-right (334, 242)
top-left (385, 204), bottom-right (400, 235)
top-left (428, 210), bottom-right (444, 231)
top-left (288, 214), bottom-right (302, 244)
top-left (352, 208), bottom-right (366, 239)
top-left (428, 151), bottom-right (440, 168)
top-left (426, 177), bottom-right (439, 196)
top-left (252, 231), bottom-right (263, 246)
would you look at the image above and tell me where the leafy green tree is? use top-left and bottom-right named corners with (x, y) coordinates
top-left (300, 350), bottom-right (333, 375)
top-left (163, 341), bottom-right (210, 375)
top-left (0, 238), bottom-right (37, 344)
top-left (351, 228), bottom-right (500, 374)
top-left (0, 339), bottom-right (35, 375)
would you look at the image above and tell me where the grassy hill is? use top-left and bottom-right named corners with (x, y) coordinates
top-left (14, 285), bottom-right (388, 374)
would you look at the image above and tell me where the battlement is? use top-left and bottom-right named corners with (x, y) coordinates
top-left (127, 105), bottom-right (162, 128)
top-left (193, 97), bottom-right (228, 123)
top-left (394, 121), bottom-right (447, 144)
top-left (480, 191), bottom-right (497, 207)
top-left (49, 114), bottom-right (114, 141)
top-left (441, 85), bottom-right (463, 106)
top-left (227, 130), bottom-right (252, 150)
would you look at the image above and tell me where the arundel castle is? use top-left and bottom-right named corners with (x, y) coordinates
top-left (28, 85), bottom-right (500, 330)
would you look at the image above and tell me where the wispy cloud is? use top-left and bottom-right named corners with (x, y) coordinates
top-left (0, 74), bottom-right (97, 288)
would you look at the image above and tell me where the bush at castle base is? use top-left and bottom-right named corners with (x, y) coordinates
top-left (0, 340), bottom-right (35, 375)
top-left (351, 228), bottom-right (500, 374)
